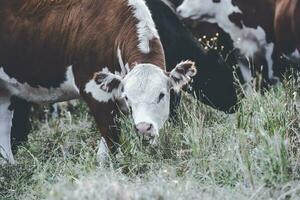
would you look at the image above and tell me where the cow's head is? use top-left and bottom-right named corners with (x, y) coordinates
top-left (177, 0), bottom-right (222, 20)
top-left (91, 61), bottom-right (196, 143)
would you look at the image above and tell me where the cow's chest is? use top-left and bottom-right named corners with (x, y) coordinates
top-left (0, 66), bottom-right (80, 103)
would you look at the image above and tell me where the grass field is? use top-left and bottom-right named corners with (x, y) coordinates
top-left (1, 76), bottom-right (300, 200)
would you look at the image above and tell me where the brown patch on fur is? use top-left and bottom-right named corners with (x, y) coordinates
top-left (274, 0), bottom-right (300, 55)
top-left (17, 0), bottom-right (81, 17)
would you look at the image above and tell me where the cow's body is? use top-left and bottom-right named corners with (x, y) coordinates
top-left (274, 0), bottom-right (300, 62)
top-left (0, 0), bottom-right (196, 163)
top-left (177, 0), bottom-right (280, 85)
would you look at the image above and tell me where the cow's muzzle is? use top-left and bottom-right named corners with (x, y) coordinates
top-left (135, 122), bottom-right (157, 143)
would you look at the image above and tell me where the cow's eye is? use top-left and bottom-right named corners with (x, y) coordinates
top-left (158, 93), bottom-right (165, 103)
top-left (124, 95), bottom-right (129, 101)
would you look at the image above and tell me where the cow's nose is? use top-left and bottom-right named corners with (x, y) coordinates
top-left (135, 122), bottom-right (154, 136)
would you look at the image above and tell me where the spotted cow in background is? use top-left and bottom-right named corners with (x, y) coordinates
top-left (165, 0), bottom-right (248, 85)
top-left (274, 0), bottom-right (300, 63)
top-left (177, 0), bottom-right (280, 86)
top-left (0, 0), bottom-right (196, 163)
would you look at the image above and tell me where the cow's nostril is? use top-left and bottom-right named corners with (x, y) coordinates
top-left (177, 8), bottom-right (182, 14)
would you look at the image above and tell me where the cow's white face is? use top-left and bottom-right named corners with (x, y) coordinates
top-left (122, 64), bottom-right (171, 140)
top-left (177, 0), bottom-right (220, 20)
top-left (88, 61), bottom-right (196, 143)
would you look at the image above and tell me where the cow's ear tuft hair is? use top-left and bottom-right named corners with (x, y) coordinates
top-left (169, 60), bottom-right (197, 92)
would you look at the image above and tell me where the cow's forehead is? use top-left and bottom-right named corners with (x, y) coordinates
top-left (123, 64), bottom-right (169, 97)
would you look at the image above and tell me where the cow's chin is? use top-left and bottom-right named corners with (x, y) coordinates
top-left (142, 134), bottom-right (159, 146)
top-left (196, 13), bottom-right (215, 21)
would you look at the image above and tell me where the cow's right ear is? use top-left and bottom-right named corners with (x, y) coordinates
top-left (94, 72), bottom-right (123, 93)
top-left (85, 70), bottom-right (124, 101)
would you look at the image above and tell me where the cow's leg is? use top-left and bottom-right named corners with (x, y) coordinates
top-left (0, 95), bottom-right (15, 164)
top-left (239, 61), bottom-right (252, 85)
top-left (83, 95), bottom-right (120, 155)
top-left (73, 64), bottom-right (123, 157)
top-left (264, 43), bottom-right (279, 85)
top-left (10, 97), bottom-right (31, 150)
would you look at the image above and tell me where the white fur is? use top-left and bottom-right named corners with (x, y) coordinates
top-left (97, 137), bottom-right (109, 162)
top-left (284, 49), bottom-right (300, 62)
top-left (238, 61), bottom-right (252, 84)
top-left (160, 0), bottom-right (176, 12)
top-left (291, 49), bottom-right (300, 59)
top-left (0, 96), bottom-right (15, 164)
top-left (177, 0), bottom-right (278, 81)
top-left (265, 43), bottom-right (277, 81)
top-left (117, 46), bottom-right (130, 76)
top-left (0, 66), bottom-right (80, 103)
top-left (127, 0), bottom-right (160, 53)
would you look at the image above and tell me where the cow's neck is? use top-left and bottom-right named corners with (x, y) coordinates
top-left (116, 38), bottom-right (165, 71)
top-left (115, 0), bottom-right (166, 71)
top-left (206, 0), bottom-right (241, 38)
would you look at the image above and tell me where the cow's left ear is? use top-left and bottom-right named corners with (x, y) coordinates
top-left (168, 60), bottom-right (197, 92)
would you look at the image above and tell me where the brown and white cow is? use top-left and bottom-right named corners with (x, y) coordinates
top-left (0, 0), bottom-right (196, 164)
top-left (177, 0), bottom-right (279, 85)
top-left (274, 0), bottom-right (300, 63)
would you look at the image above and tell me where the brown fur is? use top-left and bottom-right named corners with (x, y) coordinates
top-left (274, 0), bottom-right (300, 55)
